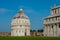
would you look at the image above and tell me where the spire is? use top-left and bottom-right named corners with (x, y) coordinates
top-left (19, 9), bottom-right (23, 13)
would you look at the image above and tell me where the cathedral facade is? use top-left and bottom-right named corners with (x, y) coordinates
top-left (44, 5), bottom-right (60, 36)
top-left (11, 9), bottom-right (30, 36)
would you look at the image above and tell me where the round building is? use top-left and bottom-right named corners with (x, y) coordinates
top-left (11, 9), bottom-right (30, 36)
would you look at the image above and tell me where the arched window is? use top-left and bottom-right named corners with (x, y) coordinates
top-left (59, 23), bottom-right (60, 28)
top-left (52, 25), bottom-right (53, 28)
top-left (55, 10), bottom-right (56, 14)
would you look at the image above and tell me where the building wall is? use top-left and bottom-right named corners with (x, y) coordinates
top-left (0, 32), bottom-right (11, 36)
top-left (0, 32), bottom-right (43, 36)
top-left (30, 32), bottom-right (43, 36)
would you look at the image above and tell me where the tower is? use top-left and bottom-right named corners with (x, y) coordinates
top-left (44, 5), bottom-right (60, 36)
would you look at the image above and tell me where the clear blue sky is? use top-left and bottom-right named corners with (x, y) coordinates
top-left (0, 0), bottom-right (60, 32)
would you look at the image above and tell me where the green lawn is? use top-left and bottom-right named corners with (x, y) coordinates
top-left (0, 36), bottom-right (60, 40)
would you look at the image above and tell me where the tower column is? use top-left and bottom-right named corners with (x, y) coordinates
top-left (56, 23), bottom-right (59, 36)
top-left (56, 9), bottom-right (58, 14)
top-left (47, 24), bottom-right (50, 36)
top-left (44, 25), bottom-right (47, 36)
top-left (59, 8), bottom-right (60, 14)
top-left (50, 24), bottom-right (52, 36)
top-left (53, 24), bottom-right (57, 36)
top-left (50, 24), bottom-right (53, 36)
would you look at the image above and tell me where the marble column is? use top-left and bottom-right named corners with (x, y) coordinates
top-left (47, 25), bottom-right (50, 36)
top-left (44, 25), bottom-right (47, 36)
top-left (59, 8), bottom-right (60, 14)
top-left (53, 24), bottom-right (57, 36)
top-left (50, 24), bottom-right (53, 36)
top-left (51, 10), bottom-right (53, 15)
top-left (56, 9), bottom-right (58, 14)
top-left (57, 23), bottom-right (60, 36)
top-left (43, 25), bottom-right (45, 36)
top-left (56, 23), bottom-right (59, 36)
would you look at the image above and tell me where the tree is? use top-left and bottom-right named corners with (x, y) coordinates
top-left (30, 29), bottom-right (37, 32)
top-left (37, 29), bottom-right (43, 32)
top-left (33, 30), bottom-right (36, 32)
top-left (30, 29), bottom-right (33, 32)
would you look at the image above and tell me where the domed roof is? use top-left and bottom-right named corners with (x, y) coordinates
top-left (14, 9), bottom-right (28, 19)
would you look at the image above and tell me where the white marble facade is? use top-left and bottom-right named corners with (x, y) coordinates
top-left (44, 5), bottom-right (60, 36)
top-left (11, 9), bottom-right (30, 36)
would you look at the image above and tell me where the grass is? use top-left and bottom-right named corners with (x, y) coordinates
top-left (0, 36), bottom-right (60, 40)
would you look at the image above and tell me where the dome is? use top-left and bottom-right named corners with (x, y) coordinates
top-left (13, 9), bottom-right (28, 19)
top-left (11, 9), bottom-right (30, 26)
